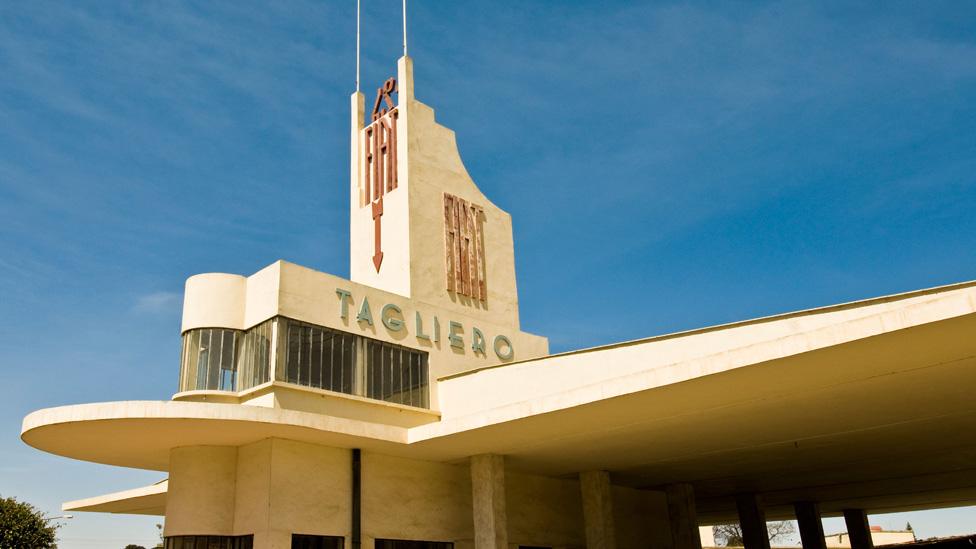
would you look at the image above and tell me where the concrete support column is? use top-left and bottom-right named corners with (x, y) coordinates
top-left (470, 454), bottom-right (508, 549)
top-left (735, 494), bottom-right (770, 549)
top-left (843, 509), bottom-right (874, 549)
top-left (580, 471), bottom-right (616, 549)
top-left (666, 484), bottom-right (702, 549)
top-left (165, 446), bottom-right (238, 537)
top-left (793, 502), bottom-right (827, 549)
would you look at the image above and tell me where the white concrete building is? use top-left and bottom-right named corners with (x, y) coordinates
top-left (21, 56), bottom-right (976, 549)
top-left (825, 527), bottom-right (915, 547)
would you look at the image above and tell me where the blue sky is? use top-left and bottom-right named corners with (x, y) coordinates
top-left (2, 1), bottom-right (975, 547)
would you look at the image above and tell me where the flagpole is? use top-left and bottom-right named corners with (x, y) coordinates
top-left (356, 0), bottom-right (361, 92)
top-left (402, 0), bottom-right (407, 56)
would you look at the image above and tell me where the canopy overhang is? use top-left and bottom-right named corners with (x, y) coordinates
top-left (24, 281), bottom-right (976, 521)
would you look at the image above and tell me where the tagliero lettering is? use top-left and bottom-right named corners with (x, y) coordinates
top-left (335, 288), bottom-right (515, 360)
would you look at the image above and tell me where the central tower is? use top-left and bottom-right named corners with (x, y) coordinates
top-left (349, 57), bottom-right (522, 329)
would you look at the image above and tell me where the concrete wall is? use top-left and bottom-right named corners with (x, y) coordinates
top-left (506, 471), bottom-right (583, 548)
top-left (613, 486), bottom-right (673, 549)
top-left (349, 57), bottom-right (522, 330)
top-left (825, 531), bottom-right (916, 548)
top-left (165, 446), bottom-right (238, 536)
top-left (167, 440), bottom-right (352, 548)
top-left (363, 451), bottom-right (474, 547)
top-left (235, 440), bottom-right (273, 545)
top-left (165, 439), bottom-right (677, 549)
top-left (436, 283), bottom-right (976, 420)
top-left (268, 439), bottom-right (352, 546)
top-left (180, 56), bottom-right (554, 410)
top-left (179, 259), bottom-right (549, 411)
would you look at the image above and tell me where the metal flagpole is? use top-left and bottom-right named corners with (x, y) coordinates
top-left (356, 0), bottom-right (361, 91)
top-left (402, 0), bottom-right (407, 56)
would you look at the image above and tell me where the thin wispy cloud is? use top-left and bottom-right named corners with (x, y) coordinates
top-left (133, 291), bottom-right (182, 314)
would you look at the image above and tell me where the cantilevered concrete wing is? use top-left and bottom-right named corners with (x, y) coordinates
top-left (22, 280), bottom-right (976, 522)
top-left (63, 479), bottom-right (168, 516)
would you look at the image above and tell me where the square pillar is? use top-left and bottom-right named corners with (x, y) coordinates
top-left (666, 484), bottom-right (702, 549)
top-left (580, 471), bottom-right (616, 549)
top-left (843, 509), bottom-right (874, 549)
top-left (735, 494), bottom-right (770, 549)
top-left (793, 502), bottom-right (827, 549)
top-left (470, 454), bottom-right (507, 549)
top-left (165, 446), bottom-right (238, 537)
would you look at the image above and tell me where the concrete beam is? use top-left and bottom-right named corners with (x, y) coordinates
top-left (794, 502), bottom-right (827, 549)
top-left (580, 471), bottom-right (616, 549)
top-left (736, 494), bottom-right (770, 549)
top-left (667, 484), bottom-right (703, 549)
top-left (843, 509), bottom-right (874, 549)
top-left (471, 454), bottom-right (507, 549)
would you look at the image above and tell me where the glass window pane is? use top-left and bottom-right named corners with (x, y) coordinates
top-left (328, 333), bottom-right (341, 392)
top-left (374, 540), bottom-right (453, 549)
top-left (300, 326), bottom-right (313, 386)
top-left (342, 335), bottom-right (355, 394)
top-left (383, 345), bottom-right (393, 400)
top-left (253, 317), bottom-right (427, 407)
top-left (397, 347), bottom-right (405, 405)
top-left (207, 330), bottom-right (222, 390)
top-left (309, 329), bottom-right (323, 389)
top-left (421, 354), bottom-right (429, 408)
top-left (220, 330), bottom-right (236, 391)
top-left (253, 320), bottom-right (270, 388)
top-left (182, 330), bottom-right (200, 392)
top-left (197, 330), bottom-right (211, 389)
top-left (286, 320), bottom-right (301, 383)
top-left (367, 341), bottom-right (379, 399)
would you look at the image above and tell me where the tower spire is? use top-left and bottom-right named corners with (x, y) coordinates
top-left (402, 0), bottom-right (408, 56)
top-left (356, 0), bottom-right (361, 92)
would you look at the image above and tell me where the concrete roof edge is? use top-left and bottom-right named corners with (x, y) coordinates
top-left (21, 400), bottom-right (412, 446)
top-left (439, 278), bottom-right (976, 382)
top-left (62, 479), bottom-right (168, 511)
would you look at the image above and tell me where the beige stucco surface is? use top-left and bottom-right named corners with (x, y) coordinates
top-left (363, 452), bottom-right (473, 546)
top-left (234, 440), bottom-right (273, 540)
top-left (83, 444), bottom-right (683, 549)
top-left (612, 486), bottom-right (672, 549)
top-left (22, 279), bottom-right (976, 523)
top-left (824, 531), bottom-right (916, 547)
top-left (178, 259), bottom-right (548, 412)
top-left (269, 440), bottom-right (351, 544)
top-left (507, 471), bottom-right (584, 548)
top-left (350, 57), bottom-right (522, 330)
top-left (162, 440), bottom-right (351, 548)
top-left (435, 281), bottom-right (976, 421)
top-left (471, 454), bottom-right (507, 549)
top-left (173, 382), bottom-right (441, 428)
top-left (181, 273), bottom-right (247, 331)
top-left (166, 446), bottom-right (238, 536)
top-left (63, 479), bottom-right (167, 515)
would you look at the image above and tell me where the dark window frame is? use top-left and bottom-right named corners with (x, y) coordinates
top-left (291, 534), bottom-right (345, 549)
top-left (374, 539), bottom-right (454, 549)
top-left (164, 534), bottom-right (254, 549)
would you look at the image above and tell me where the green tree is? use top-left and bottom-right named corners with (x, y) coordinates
top-left (0, 496), bottom-right (58, 549)
top-left (124, 545), bottom-right (147, 549)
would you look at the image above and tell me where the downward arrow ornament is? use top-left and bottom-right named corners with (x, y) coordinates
top-left (372, 198), bottom-right (384, 272)
top-left (363, 76), bottom-right (398, 274)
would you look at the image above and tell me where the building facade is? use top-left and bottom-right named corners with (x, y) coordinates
top-left (21, 57), bottom-right (976, 549)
